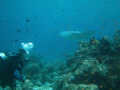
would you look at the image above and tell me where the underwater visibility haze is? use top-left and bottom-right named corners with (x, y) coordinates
top-left (0, 0), bottom-right (119, 60)
top-left (0, 0), bottom-right (120, 90)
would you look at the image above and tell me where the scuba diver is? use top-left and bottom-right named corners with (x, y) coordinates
top-left (0, 42), bottom-right (33, 90)
top-left (0, 49), bottom-right (28, 90)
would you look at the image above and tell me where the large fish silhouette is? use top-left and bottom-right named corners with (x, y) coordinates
top-left (58, 30), bottom-right (98, 41)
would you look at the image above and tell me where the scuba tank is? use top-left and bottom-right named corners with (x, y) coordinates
top-left (0, 52), bottom-right (12, 62)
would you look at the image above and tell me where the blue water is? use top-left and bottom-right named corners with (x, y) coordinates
top-left (0, 0), bottom-right (120, 60)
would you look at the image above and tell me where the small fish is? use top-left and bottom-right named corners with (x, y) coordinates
top-left (84, 73), bottom-right (88, 76)
top-left (17, 30), bottom-right (22, 33)
top-left (99, 32), bottom-right (102, 34)
top-left (26, 19), bottom-right (30, 22)
top-left (35, 34), bottom-right (38, 36)
top-left (26, 17), bottom-right (30, 22)
top-left (109, 88), bottom-right (112, 90)
top-left (91, 72), bottom-right (94, 74)
top-left (99, 85), bottom-right (103, 88)
top-left (11, 40), bottom-right (18, 43)
top-left (77, 71), bottom-right (80, 74)
top-left (5, 20), bottom-right (8, 22)
top-left (115, 23), bottom-right (119, 25)
top-left (34, 16), bottom-right (37, 18)
top-left (63, 53), bottom-right (68, 55)
top-left (26, 30), bottom-right (29, 32)
top-left (15, 40), bottom-right (18, 42)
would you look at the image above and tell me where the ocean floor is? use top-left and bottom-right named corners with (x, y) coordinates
top-left (1, 30), bottom-right (120, 90)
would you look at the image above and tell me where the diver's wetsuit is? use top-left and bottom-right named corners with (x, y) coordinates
top-left (0, 56), bottom-right (25, 90)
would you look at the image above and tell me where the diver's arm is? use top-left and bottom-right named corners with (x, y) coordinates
top-left (14, 70), bottom-right (25, 83)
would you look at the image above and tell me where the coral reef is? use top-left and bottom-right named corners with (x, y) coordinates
top-left (1, 30), bottom-right (120, 90)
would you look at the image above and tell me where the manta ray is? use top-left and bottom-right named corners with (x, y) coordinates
top-left (58, 30), bottom-right (98, 41)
